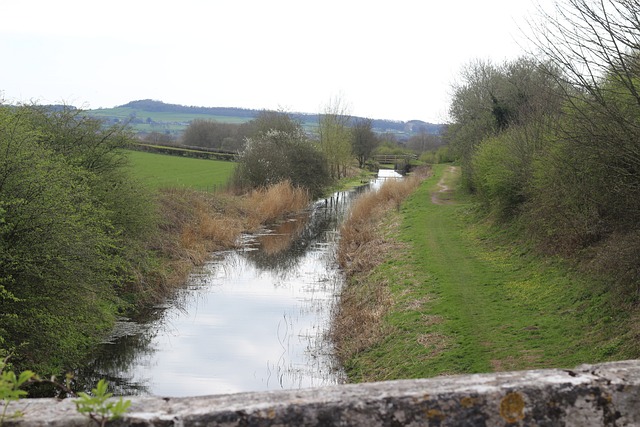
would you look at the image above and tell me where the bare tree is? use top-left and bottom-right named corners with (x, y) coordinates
top-left (530, 0), bottom-right (640, 220)
top-left (407, 131), bottom-right (442, 154)
top-left (446, 57), bottom-right (562, 189)
top-left (318, 96), bottom-right (352, 179)
top-left (182, 119), bottom-right (246, 151)
top-left (251, 110), bottom-right (302, 136)
top-left (510, 0), bottom-right (640, 266)
top-left (531, 0), bottom-right (640, 108)
top-left (144, 131), bottom-right (174, 145)
top-left (351, 118), bottom-right (378, 168)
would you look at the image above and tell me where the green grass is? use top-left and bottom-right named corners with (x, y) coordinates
top-left (125, 150), bottom-right (236, 191)
top-left (344, 164), bottom-right (634, 381)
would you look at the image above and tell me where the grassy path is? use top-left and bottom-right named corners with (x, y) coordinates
top-left (345, 164), bottom-right (632, 381)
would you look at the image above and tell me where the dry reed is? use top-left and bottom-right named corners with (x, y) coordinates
top-left (139, 181), bottom-right (311, 305)
top-left (338, 170), bottom-right (427, 274)
top-left (332, 276), bottom-right (394, 359)
top-left (244, 180), bottom-right (310, 225)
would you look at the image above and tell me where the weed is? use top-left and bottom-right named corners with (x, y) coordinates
top-left (244, 180), bottom-right (310, 224)
top-left (75, 379), bottom-right (131, 427)
top-left (337, 169), bottom-right (427, 274)
top-left (0, 358), bottom-right (37, 425)
top-left (132, 181), bottom-right (311, 307)
top-left (1, 359), bottom-right (130, 427)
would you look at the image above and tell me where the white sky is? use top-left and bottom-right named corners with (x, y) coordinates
top-left (0, 0), bottom-right (549, 123)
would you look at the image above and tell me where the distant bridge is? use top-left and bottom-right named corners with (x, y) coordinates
top-left (373, 154), bottom-right (417, 164)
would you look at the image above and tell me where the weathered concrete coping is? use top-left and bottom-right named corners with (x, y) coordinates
top-left (4, 360), bottom-right (640, 426)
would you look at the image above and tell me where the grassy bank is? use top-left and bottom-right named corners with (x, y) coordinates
top-left (334, 164), bottom-right (639, 382)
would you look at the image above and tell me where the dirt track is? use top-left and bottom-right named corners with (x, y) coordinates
top-left (430, 166), bottom-right (457, 205)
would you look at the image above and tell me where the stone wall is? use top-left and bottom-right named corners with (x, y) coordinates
top-left (4, 360), bottom-right (640, 426)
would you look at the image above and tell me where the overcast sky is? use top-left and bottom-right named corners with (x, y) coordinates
top-left (0, 0), bottom-right (549, 123)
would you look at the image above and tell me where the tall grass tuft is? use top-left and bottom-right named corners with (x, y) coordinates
top-left (244, 180), bottom-right (310, 225)
top-left (338, 170), bottom-right (428, 274)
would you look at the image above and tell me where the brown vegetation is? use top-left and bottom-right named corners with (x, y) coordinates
top-left (331, 167), bottom-right (430, 363)
top-left (130, 181), bottom-right (310, 306)
top-left (244, 180), bottom-right (310, 225)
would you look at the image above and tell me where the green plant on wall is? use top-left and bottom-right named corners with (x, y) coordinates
top-left (1, 357), bottom-right (130, 427)
top-left (75, 379), bottom-right (131, 427)
top-left (0, 358), bottom-right (37, 425)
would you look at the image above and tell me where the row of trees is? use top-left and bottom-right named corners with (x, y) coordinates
top-left (182, 119), bottom-right (259, 152)
top-left (178, 102), bottom-right (449, 196)
top-left (446, 0), bottom-right (640, 295)
top-left (189, 103), bottom-right (446, 198)
top-left (182, 105), bottom-right (382, 176)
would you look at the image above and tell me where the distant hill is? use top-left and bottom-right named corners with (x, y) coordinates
top-left (119, 99), bottom-right (260, 118)
top-left (88, 99), bottom-right (443, 139)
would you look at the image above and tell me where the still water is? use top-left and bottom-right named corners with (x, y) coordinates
top-left (85, 182), bottom-right (377, 397)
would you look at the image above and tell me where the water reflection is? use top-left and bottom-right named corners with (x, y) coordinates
top-left (84, 185), bottom-right (370, 397)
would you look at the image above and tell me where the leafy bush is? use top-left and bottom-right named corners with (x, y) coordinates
top-left (419, 146), bottom-right (453, 164)
top-left (0, 105), bottom-right (157, 374)
top-left (471, 121), bottom-right (547, 220)
top-left (232, 128), bottom-right (331, 199)
top-left (0, 357), bottom-right (36, 423)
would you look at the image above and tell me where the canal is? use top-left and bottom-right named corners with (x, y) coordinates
top-left (84, 180), bottom-right (381, 397)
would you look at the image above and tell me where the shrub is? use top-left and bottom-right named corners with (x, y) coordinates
top-left (0, 107), bottom-right (120, 372)
top-left (471, 135), bottom-right (523, 219)
top-left (0, 105), bottom-right (158, 374)
top-left (231, 128), bottom-right (331, 199)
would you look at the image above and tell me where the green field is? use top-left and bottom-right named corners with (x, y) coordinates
top-left (125, 150), bottom-right (236, 191)
top-left (90, 106), bottom-right (319, 135)
top-left (91, 107), bottom-right (254, 135)
top-left (91, 107), bottom-right (254, 124)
